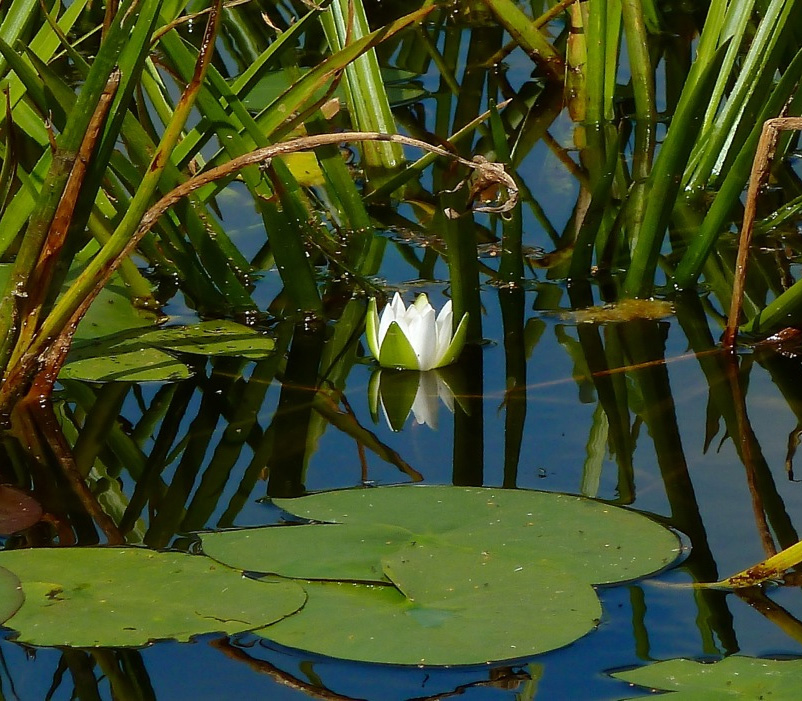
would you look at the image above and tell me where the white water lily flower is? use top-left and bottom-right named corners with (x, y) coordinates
top-left (366, 293), bottom-right (468, 371)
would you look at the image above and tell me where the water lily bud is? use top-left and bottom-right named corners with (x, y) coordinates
top-left (366, 293), bottom-right (468, 371)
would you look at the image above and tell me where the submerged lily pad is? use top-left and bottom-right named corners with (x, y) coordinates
top-left (0, 548), bottom-right (306, 647)
top-left (564, 298), bottom-right (674, 324)
top-left (613, 656), bottom-right (802, 699)
top-left (202, 486), bottom-right (680, 666)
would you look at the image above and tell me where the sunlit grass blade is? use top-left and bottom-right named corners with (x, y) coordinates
top-left (0, 0), bottom-right (152, 372)
top-left (685, 0), bottom-right (799, 190)
top-left (0, 0), bottom-right (40, 78)
top-left (254, 7), bottom-right (433, 141)
top-left (321, 0), bottom-right (404, 171)
top-left (672, 47), bottom-right (802, 289)
top-left (714, 540), bottom-right (802, 589)
top-left (584, 0), bottom-right (609, 123)
top-left (623, 44), bottom-right (729, 298)
top-left (621, 0), bottom-right (655, 121)
top-left (478, 0), bottom-right (564, 82)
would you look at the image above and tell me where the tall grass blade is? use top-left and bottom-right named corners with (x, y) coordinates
top-left (623, 44), bottom-right (729, 298)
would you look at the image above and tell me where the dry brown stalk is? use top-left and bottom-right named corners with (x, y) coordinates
top-left (724, 117), bottom-right (802, 349)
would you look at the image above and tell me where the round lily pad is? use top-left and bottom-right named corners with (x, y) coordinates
top-left (0, 548), bottom-right (306, 647)
top-left (272, 486), bottom-right (682, 585)
top-left (202, 522), bottom-right (413, 582)
top-left (259, 550), bottom-right (601, 666)
top-left (203, 486), bottom-right (680, 665)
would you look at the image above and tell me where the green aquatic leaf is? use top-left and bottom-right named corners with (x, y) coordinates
top-left (613, 656), bottom-right (802, 700)
top-left (202, 522), bottom-right (413, 582)
top-left (61, 321), bottom-right (276, 382)
top-left (0, 548), bottom-right (306, 647)
top-left (138, 321), bottom-right (275, 359)
top-left (59, 346), bottom-right (193, 382)
top-left (260, 554), bottom-right (601, 666)
top-left (202, 486), bottom-right (680, 665)
top-left (72, 276), bottom-right (159, 342)
top-left (0, 566), bottom-right (23, 625)
top-left (240, 66), bottom-right (427, 111)
top-left (273, 486), bottom-right (682, 585)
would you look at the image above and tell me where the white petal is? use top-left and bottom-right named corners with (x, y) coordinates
top-left (434, 300), bottom-right (454, 365)
top-left (407, 305), bottom-right (437, 371)
top-left (378, 293), bottom-right (404, 347)
top-left (390, 292), bottom-right (407, 317)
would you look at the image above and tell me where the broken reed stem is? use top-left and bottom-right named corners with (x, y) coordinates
top-left (724, 117), bottom-right (802, 349)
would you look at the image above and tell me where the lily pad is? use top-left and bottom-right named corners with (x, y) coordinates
top-left (138, 321), bottom-right (275, 359)
top-left (612, 656), bottom-right (802, 699)
top-left (260, 553), bottom-right (601, 665)
top-left (0, 566), bottom-right (23, 625)
top-left (72, 277), bottom-right (160, 342)
top-left (203, 522), bottom-right (413, 582)
top-left (61, 321), bottom-right (275, 382)
top-left (0, 486), bottom-right (42, 535)
top-left (0, 548), bottom-right (306, 647)
top-left (202, 486), bottom-right (680, 666)
top-left (275, 486), bottom-right (682, 585)
top-left (60, 346), bottom-right (192, 382)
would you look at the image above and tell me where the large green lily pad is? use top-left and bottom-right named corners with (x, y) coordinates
top-left (60, 346), bottom-right (192, 382)
top-left (138, 321), bottom-right (276, 359)
top-left (61, 321), bottom-right (276, 382)
top-left (0, 566), bottom-right (23, 625)
top-left (202, 486), bottom-right (680, 665)
top-left (260, 553), bottom-right (601, 666)
top-left (613, 657), bottom-right (802, 699)
top-left (0, 548), bottom-right (306, 647)
top-left (204, 486), bottom-right (681, 586)
top-left (203, 522), bottom-right (413, 582)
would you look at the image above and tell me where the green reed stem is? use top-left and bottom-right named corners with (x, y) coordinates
top-left (621, 0), bottom-right (655, 122)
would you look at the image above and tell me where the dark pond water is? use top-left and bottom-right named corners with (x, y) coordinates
top-left (2, 2), bottom-right (802, 699)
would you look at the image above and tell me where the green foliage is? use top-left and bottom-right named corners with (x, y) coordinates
top-left (613, 657), bottom-right (802, 699)
top-left (201, 486), bottom-right (681, 665)
top-left (0, 548), bottom-right (306, 647)
top-left (0, 565), bottom-right (22, 625)
top-left (0, 0), bottom-right (800, 688)
top-left (62, 321), bottom-right (276, 382)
